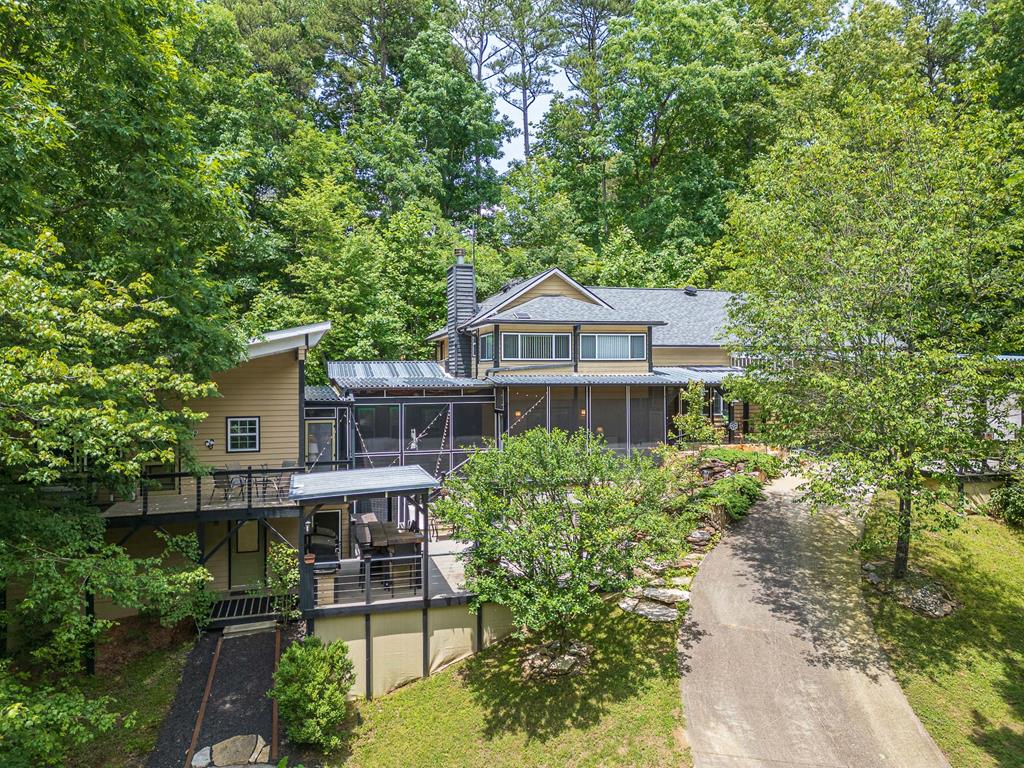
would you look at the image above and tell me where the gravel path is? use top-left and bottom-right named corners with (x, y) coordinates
top-left (147, 632), bottom-right (220, 768)
top-left (680, 474), bottom-right (950, 768)
top-left (198, 631), bottom-right (276, 750)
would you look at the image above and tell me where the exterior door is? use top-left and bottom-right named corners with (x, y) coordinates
top-left (229, 520), bottom-right (265, 591)
top-left (306, 419), bottom-right (336, 471)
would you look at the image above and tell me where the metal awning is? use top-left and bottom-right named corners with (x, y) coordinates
top-left (487, 366), bottom-right (745, 386)
top-left (289, 466), bottom-right (440, 503)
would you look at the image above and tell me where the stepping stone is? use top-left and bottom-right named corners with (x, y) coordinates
top-left (642, 587), bottom-right (691, 605)
top-left (191, 747), bottom-right (212, 768)
top-left (248, 736), bottom-right (267, 763)
top-left (212, 735), bottom-right (257, 767)
top-left (630, 599), bottom-right (679, 622)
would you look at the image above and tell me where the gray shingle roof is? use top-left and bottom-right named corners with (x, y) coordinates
top-left (468, 295), bottom-right (666, 328)
top-left (327, 360), bottom-right (487, 389)
top-left (588, 287), bottom-right (735, 346)
top-left (289, 465), bottom-right (439, 502)
top-left (305, 384), bottom-right (346, 402)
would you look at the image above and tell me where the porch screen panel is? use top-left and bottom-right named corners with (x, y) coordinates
top-left (666, 387), bottom-right (682, 442)
top-left (507, 387), bottom-right (547, 436)
top-left (549, 386), bottom-right (587, 434)
top-left (589, 387), bottom-right (627, 453)
top-left (355, 405), bottom-right (400, 453)
top-left (453, 402), bottom-right (495, 449)
top-left (630, 386), bottom-right (665, 452)
top-left (405, 403), bottom-right (449, 452)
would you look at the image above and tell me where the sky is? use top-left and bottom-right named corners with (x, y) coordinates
top-left (492, 68), bottom-right (573, 172)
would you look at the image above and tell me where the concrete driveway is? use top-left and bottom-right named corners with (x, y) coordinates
top-left (680, 475), bottom-right (949, 768)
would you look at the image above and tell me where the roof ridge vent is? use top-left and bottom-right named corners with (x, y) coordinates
top-left (683, 285), bottom-right (698, 296)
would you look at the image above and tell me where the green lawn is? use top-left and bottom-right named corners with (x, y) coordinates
top-left (71, 619), bottom-right (193, 768)
top-left (862, 508), bottom-right (1024, 768)
top-left (332, 602), bottom-right (688, 768)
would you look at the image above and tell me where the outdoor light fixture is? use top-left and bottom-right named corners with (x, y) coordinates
top-left (596, 426), bottom-right (604, 434)
top-left (204, 439), bottom-right (215, 449)
top-left (580, 408), bottom-right (586, 416)
top-left (513, 410), bottom-right (522, 418)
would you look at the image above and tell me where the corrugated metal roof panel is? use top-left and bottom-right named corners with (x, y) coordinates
top-left (290, 466), bottom-right (439, 502)
top-left (488, 367), bottom-right (744, 386)
top-left (326, 360), bottom-right (487, 389)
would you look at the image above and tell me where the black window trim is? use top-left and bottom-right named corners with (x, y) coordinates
top-left (226, 415), bottom-right (261, 453)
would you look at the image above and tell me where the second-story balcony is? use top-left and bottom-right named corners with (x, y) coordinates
top-left (100, 463), bottom-right (305, 522)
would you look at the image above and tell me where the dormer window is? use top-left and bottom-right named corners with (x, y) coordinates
top-left (502, 333), bottom-right (571, 361)
top-left (579, 334), bottom-right (647, 360)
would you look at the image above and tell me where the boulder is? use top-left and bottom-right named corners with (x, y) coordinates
top-left (686, 530), bottom-right (712, 545)
top-left (680, 555), bottom-right (704, 570)
top-left (212, 735), bottom-right (257, 767)
top-left (627, 599), bottom-right (679, 622)
top-left (618, 596), bottom-right (639, 612)
top-left (642, 587), bottom-right (691, 605)
top-left (255, 744), bottom-right (270, 763)
top-left (191, 747), bottom-right (212, 768)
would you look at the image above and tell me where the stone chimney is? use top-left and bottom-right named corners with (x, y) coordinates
top-left (446, 248), bottom-right (476, 377)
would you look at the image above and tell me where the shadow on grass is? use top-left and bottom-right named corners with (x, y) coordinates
top-left (458, 603), bottom-right (679, 743)
top-left (861, 517), bottom-right (1024, 768)
top-left (722, 480), bottom-right (889, 678)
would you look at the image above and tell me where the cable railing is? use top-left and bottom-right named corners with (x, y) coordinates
top-left (100, 465), bottom-right (302, 518)
top-left (312, 554), bottom-right (424, 606)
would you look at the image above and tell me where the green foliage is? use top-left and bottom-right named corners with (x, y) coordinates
top-left (264, 542), bottom-right (301, 621)
top-left (700, 448), bottom-right (782, 479)
top-left (0, 661), bottom-right (119, 768)
top-left (700, 474), bottom-right (764, 520)
top-left (670, 381), bottom-right (718, 445)
top-left (720, 28), bottom-right (1024, 573)
top-left (269, 637), bottom-right (355, 751)
top-left (434, 429), bottom-right (681, 640)
top-left (991, 482), bottom-right (1024, 528)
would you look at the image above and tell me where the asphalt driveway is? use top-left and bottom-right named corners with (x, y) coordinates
top-left (680, 474), bottom-right (949, 768)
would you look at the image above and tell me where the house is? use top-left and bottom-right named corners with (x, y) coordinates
top-left (97, 253), bottom-right (755, 697)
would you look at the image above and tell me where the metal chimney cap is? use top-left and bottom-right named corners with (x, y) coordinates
top-left (453, 247), bottom-right (466, 264)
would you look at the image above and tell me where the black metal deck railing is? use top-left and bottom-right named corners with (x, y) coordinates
top-left (312, 554), bottom-right (424, 607)
top-left (100, 465), bottom-right (303, 519)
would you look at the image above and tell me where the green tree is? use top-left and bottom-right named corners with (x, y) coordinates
top-left (588, 225), bottom-right (665, 287)
top-left (723, 84), bottom-right (1024, 577)
top-left (435, 429), bottom-right (680, 647)
top-left (670, 381), bottom-right (718, 444)
top-left (493, 0), bottom-right (563, 157)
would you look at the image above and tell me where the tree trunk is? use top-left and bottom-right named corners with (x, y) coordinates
top-left (521, 61), bottom-right (530, 158)
top-left (893, 492), bottom-right (911, 579)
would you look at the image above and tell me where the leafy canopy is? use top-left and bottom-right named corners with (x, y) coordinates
top-left (435, 429), bottom-right (681, 638)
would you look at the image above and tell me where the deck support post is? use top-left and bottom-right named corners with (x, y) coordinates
top-left (365, 614), bottom-right (373, 700)
top-left (421, 492), bottom-right (430, 603)
top-left (298, 504), bottom-right (318, 620)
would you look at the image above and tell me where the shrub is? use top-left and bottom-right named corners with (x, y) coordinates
top-left (700, 474), bottom-right (764, 520)
top-left (700, 447), bottom-right (782, 478)
top-left (264, 542), bottom-right (300, 621)
top-left (992, 482), bottom-right (1024, 528)
top-left (269, 637), bottom-right (355, 751)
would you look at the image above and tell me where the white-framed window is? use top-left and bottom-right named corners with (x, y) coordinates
top-left (479, 332), bottom-right (494, 360)
top-left (226, 416), bottom-right (260, 452)
top-left (713, 392), bottom-right (725, 418)
top-left (502, 332), bottom-right (572, 360)
top-left (579, 333), bottom-right (647, 360)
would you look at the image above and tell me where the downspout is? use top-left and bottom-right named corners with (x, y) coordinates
top-left (298, 335), bottom-right (307, 468)
top-left (573, 324), bottom-right (580, 373)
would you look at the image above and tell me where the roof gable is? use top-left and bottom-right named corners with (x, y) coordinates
top-left (471, 269), bottom-right (610, 325)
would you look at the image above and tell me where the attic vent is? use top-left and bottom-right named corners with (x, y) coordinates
top-left (513, 311), bottom-right (531, 319)
top-left (684, 285), bottom-right (698, 296)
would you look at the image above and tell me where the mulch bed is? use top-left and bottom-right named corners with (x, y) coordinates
top-left (146, 631), bottom-right (221, 768)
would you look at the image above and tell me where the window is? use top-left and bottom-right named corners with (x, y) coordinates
top-left (479, 333), bottom-right (494, 361)
top-left (713, 391), bottom-right (725, 418)
top-left (579, 334), bottom-right (647, 360)
top-left (501, 333), bottom-right (571, 360)
top-left (226, 417), bottom-right (260, 452)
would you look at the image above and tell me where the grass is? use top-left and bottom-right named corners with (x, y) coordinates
top-left (70, 618), bottom-right (194, 768)
top-left (329, 601), bottom-right (688, 768)
top-left (861, 504), bottom-right (1024, 768)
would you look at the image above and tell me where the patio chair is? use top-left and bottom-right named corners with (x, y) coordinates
top-left (209, 464), bottom-right (244, 503)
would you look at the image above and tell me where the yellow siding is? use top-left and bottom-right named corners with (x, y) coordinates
top-left (502, 273), bottom-right (601, 310)
top-left (189, 351), bottom-right (300, 468)
top-left (652, 346), bottom-right (732, 366)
